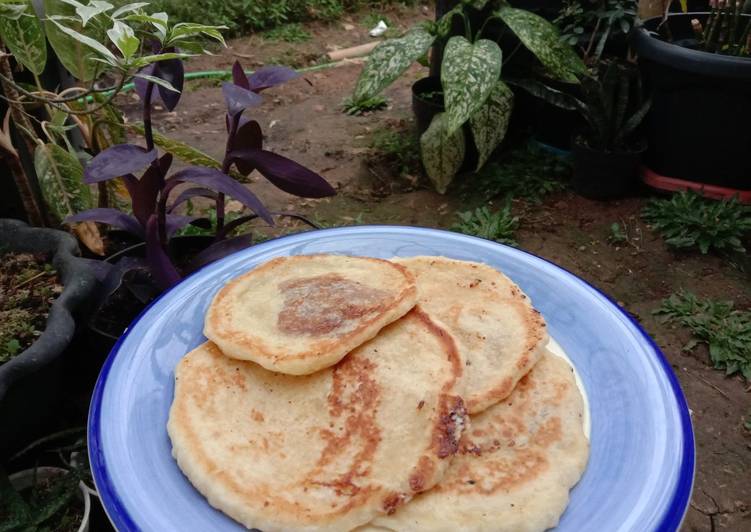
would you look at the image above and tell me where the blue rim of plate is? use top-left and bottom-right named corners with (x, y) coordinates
top-left (88, 225), bottom-right (695, 532)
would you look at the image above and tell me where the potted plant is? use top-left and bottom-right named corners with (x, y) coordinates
top-left (1, 466), bottom-right (92, 532)
top-left (514, 60), bottom-right (651, 199)
top-left (0, 219), bottom-right (96, 459)
top-left (2, 429), bottom-right (98, 532)
top-left (0, 1), bottom-right (226, 253)
top-left (350, 0), bottom-right (586, 193)
top-left (631, 2), bottom-right (751, 196)
top-left (64, 56), bottom-right (334, 365)
top-left (525, 0), bottom-right (638, 151)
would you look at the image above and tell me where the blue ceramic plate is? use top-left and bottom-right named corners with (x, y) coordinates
top-left (89, 226), bottom-right (694, 531)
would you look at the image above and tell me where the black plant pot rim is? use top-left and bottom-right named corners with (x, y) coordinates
top-left (572, 135), bottom-right (647, 155)
top-left (632, 13), bottom-right (751, 80)
top-left (88, 234), bottom-right (216, 342)
top-left (0, 219), bottom-right (97, 402)
top-left (412, 76), bottom-right (444, 109)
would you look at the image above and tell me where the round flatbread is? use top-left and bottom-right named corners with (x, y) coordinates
top-left (393, 256), bottom-right (547, 414)
top-left (204, 254), bottom-right (417, 375)
top-left (168, 308), bottom-right (467, 532)
top-left (363, 352), bottom-right (589, 532)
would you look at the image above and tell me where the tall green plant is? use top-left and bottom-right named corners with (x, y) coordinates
top-left (351, 0), bottom-right (585, 193)
top-left (511, 60), bottom-right (650, 152)
top-left (0, 1), bottom-right (224, 250)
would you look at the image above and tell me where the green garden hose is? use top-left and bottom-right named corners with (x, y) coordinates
top-left (90, 61), bottom-right (341, 102)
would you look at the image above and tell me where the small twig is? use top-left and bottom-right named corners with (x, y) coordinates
top-left (11, 270), bottom-right (51, 291)
top-left (686, 369), bottom-right (731, 401)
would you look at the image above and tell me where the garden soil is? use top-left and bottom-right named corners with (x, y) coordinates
top-left (118, 5), bottom-right (750, 530)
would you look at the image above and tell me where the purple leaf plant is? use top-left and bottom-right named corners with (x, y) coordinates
top-left (68, 58), bottom-right (335, 291)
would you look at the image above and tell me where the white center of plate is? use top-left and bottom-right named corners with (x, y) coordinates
top-left (547, 338), bottom-right (591, 439)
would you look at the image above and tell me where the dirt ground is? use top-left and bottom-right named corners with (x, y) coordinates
top-left (120, 5), bottom-right (751, 530)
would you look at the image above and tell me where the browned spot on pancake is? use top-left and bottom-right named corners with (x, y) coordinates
top-left (432, 395), bottom-right (467, 459)
top-left (382, 492), bottom-right (406, 515)
top-left (451, 449), bottom-right (548, 495)
top-left (277, 273), bottom-right (388, 336)
top-left (251, 409), bottom-right (265, 422)
top-left (531, 417), bottom-right (562, 447)
top-left (408, 456), bottom-right (435, 492)
top-left (305, 355), bottom-right (382, 496)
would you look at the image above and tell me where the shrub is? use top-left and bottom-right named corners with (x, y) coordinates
top-left (134, 1), bottom-right (402, 37)
top-left (655, 291), bottom-right (751, 381)
top-left (642, 191), bottom-right (751, 254)
top-left (452, 204), bottom-right (519, 246)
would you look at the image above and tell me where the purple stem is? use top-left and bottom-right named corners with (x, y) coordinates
top-left (218, 114), bottom-right (241, 231)
top-left (143, 81), bottom-right (168, 248)
top-left (143, 81), bottom-right (155, 151)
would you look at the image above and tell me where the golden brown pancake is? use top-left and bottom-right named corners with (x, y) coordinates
top-left (362, 352), bottom-right (589, 532)
top-left (204, 254), bottom-right (417, 375)
top-left (168, 308), bottom-right (467, 532)
top-left (393, 256), bottom-right (548, 413)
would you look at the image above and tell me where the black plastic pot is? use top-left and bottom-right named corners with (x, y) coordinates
top-left (411, 76), bottom-right (481, 171)
top-left (0, 220), bottom-right (97, 459)
top-left (70, 235), bottom-right (215, 394)
top-left (571, 137), bottom-right (645, 200)
top-left (412, 76), bottom-right (444, 137)
top-left (632, 13), bottom-right (751, 191)
top-left (529, 78), bottom-right (585, 151)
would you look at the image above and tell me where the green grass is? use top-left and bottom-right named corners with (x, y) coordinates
top-left (642, 191), bottom-right (751, 254)
top-left (262, 23), bottom-right (312, 42)
top-left (133, 1), bottom-right (408, 38)
top-left (452, 203), bottom-right (519, 246)
top-left (368, 125), bottom-right (420, 176)
top-left (466, 147), bottom-right (571, 204)
top-left (607, 222), bottom-right (628, 244)
top-left (342, 95), bottom-right (389, 115)
top-left (655, 291), bottom-right (751, 381)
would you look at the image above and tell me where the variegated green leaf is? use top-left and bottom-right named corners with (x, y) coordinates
top-left (420, 112), bottom-right (465, 194)
top-left (0, 0), bottom-right (46, 75)
top-left (470, 80), bottom-right (514, 171)
top-left (44, 0), bottom-right (107, 80)
top-left (34, 142), bottom-right (93, 221)
top-left (353, 27), bottom-right (435, 101)
top-left (0, 2), bottom-right (27, 20)
top-left (49, 17), bottom-right (117, 66)
top-left (441, 36), bottom-right (501, 135)
top-left (497, 7), bottom-right (586, 83)
top-left (76, 0), bottom-right (113, 27)
top-left (107, 20), bottom-right (139, 59)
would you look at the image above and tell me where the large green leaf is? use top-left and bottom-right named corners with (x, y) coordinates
top-left (44, 0), bottom-right (104, 81)
top-left (441, 36), bottom-right (501, 135)
top-left (0, 0), bottom-right (46, 75)
top-left (420, 112), bottom-right (465, 194)
top-left (353, 27), bottom-right (434, 101)
top-left (469, 80), bottom-right (514, 171)
top-left (496, 7), bottom-right (586, 83)
top-left (34, 142), bottom-right (92, 221)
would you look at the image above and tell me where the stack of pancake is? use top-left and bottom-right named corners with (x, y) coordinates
top-left (167, 255), bottom-right (589, 531)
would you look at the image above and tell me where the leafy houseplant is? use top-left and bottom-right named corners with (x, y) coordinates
top-left (68, 57), bottom-right (334, 295)
top-left (0, 1), bottom-right (226, 252)
top-left (516, 60), bottom-right (650, 199)
top-left (554, 0), bottom-right (638, 64)
top-left (1, 466), bottom-right (91, 532)
top-left (350, 0), bottom-right (585, 193)
top-left (2, 428), bottom-right (95, 531)
top-left (631, 2), bottom-right (751, 195)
